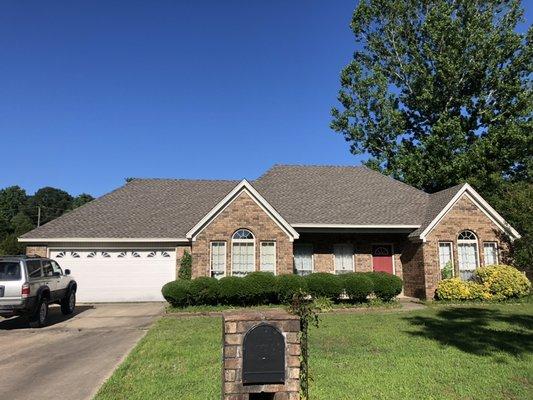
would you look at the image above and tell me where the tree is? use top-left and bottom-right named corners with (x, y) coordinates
top-left (27, 187), bottom-right (73, 226)
top-left (11, 212), bottom-right (34, 236)
top-left (72, 193), bottom-right (94, 209)
top-left (331, 0), bottom-right (532, 194)
top-left (0, 186), bottom-right (27, 239)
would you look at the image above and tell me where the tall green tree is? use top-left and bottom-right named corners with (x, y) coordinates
top-left (71, 193), bottom-right (94, 209)
top-left (331, 0), bottom-right (532, 194)
top-left (26, 187), bottom-right (73, 226)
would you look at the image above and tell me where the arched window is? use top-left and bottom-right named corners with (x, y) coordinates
top-left (457, 230), bottom-right (478, 280)
top-left (232, 229), bottom-right (255, 277)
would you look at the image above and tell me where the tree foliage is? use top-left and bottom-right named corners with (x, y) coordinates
top-left (0, 185), bottom-right (94, 255)
top-left (332, 0), bottom-right (532, 267)
top-left (331, 0), bottom-right (532, 193)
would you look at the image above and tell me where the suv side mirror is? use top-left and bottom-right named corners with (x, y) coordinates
top-left (65, 269), bottom-right (71, 275)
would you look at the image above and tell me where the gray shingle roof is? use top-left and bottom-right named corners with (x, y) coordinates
top-left (21, 179), bottom-right (239, 239)
top-left (254, 165), bottom-right (429, 225)
top-left (408, 183), bottom-right (465, 238)
top-left (21, 165), bottom-right (463, 240)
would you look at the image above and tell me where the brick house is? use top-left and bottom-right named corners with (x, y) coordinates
top-left (19, 165), bottom-right (521, 302)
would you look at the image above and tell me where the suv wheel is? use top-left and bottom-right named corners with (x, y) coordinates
top-left (61, 290), bottom-right (76, 315)
top-left (29, 299), bottom-right (48, 328)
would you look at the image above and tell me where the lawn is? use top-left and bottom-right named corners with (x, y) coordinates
top-left (94, 302), bottom-right (533, 400)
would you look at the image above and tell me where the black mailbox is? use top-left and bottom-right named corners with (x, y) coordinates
top-left (242, 323), bottom-right (285, 385)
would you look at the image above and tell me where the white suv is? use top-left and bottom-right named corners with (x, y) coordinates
top-left (0, 256), bottom-right (77, 328)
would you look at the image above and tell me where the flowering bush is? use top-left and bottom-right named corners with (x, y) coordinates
top-left (435, 278), bottom-right (486, 301)
top-left (436, 265), bottom-right (531, 301)
top-left (474, 265), bottom-right (531, 300)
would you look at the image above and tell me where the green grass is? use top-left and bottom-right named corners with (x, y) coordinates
top-left (95, 302), bottom-right (533, 400)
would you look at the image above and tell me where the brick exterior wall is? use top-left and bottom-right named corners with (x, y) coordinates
top-left (296, 232), bottom-right (405, 279)
top-left (191, 191), bottom-right (294, 278)
top-left (405, 194), bottom-right (512, 299)
top-left (26, 245), bottom-right (47, 257)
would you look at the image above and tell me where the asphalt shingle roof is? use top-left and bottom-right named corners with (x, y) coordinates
top-left (21, 165), bottom-right (464, 240)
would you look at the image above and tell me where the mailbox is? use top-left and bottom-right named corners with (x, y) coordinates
top-left (242, 323), bottom-right (285, 385)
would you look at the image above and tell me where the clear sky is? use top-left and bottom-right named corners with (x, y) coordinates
top-left (1, 1), bottom-right (531, 197)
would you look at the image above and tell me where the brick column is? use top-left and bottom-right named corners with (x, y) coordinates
top-left (222, 311), bottom-right (301, 400)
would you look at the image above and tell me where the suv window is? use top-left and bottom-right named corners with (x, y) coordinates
top-left (0, 262), bottom-right (21, 281)
top-left (51, 260), bottom-right (63, 275)
top-left (42, 260), bottom-right (55, 277)
top-left (26, 260), bottom-right (42, 279)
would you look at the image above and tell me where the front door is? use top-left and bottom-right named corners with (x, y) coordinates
top-left (372, 245), bottom-right (393, 274)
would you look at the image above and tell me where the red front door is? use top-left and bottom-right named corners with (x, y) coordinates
top-left (372, 245), bottom-right (393, 274)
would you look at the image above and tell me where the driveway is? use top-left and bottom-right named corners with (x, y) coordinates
top-left (0, 302), bottom-right (163, 400)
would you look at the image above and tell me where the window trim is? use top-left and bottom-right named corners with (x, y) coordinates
top-left (483, 241), bottom-right (499, 266)
top-left (333, 243), bottom-right (354, 274)
top-left (437, 241), bottom-right (454, 277)
top-left (457, 230), bottom-right (480, 279)
top-left (259, 241), bottom-right (277, 275)
top-left (293, 243), bottom-right (314, 276)
top-left (231, 229), bottom-right (255, 277)
top-left (210, 241), bottom-right (227, 278)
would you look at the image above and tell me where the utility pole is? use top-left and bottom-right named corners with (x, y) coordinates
top-left (37, 206), bottom-right (41, 227)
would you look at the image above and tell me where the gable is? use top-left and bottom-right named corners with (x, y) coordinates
top-left (186, 180), bottom-right (299, 242)
top-left (420, 185), bottom-right (520, 241)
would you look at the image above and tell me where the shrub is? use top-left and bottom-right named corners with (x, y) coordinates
top-left (178, 250), bottom-right (192, 280)
top-left (305, 273), bottom-right (342, 300)
top-left (473, 265), bottom-right (531, 300)
top-left (340, 272), bottom-right (373, 302)
top-left (218, 276), bottom-right (251, 305)
top-left (161, 280), bottom-right (191, 307)
top-left (312, 296), bottom-right (334, 312)
top-left (243, 272), bottom-right (278, 304)
top-left (436, 278), bottom-right (487, 301)
top-left (365, 272), bottom-right (403, 301)
top-left (441, 261), bottom-right (454, 280)
top-left (188, 277), bottom-right (219, 305)
top-left (276, 274), bottom-right (308, 303)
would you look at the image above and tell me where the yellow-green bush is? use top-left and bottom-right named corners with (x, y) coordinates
top-left (474, 264), bottom-right (531, 300)
top-left (435, 278), bottom-right (487, 300)
top-left (436, 265), bottom-right (531, 301)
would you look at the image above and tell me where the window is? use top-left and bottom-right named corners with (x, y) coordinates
top-left (334, 244), bottom-right (354, 274)
top-left (457, 230), bottom-right (479, 280)
top-left (483, 242), bottom-right (498, 266)
top-left (51, 260), bottom-right (63, 275)
top-left (260, 242), bottom-right (276, 273)
top-left (0, 262), bottom-right (21, 281)
top-left (42, 260), bottom-right (54, 277)
top-left (294, 244), bottom-right (313, 276)
top-left (232, 229), bottom-right (255, 277)
top-left (438, 242), bottom-right (454, 279)
top-left (26, 260), bottom-right (42, 279)
top-left (211, 242), bottom-right (227, 278)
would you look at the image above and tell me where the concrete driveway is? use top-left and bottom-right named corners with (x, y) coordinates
top-left (0, 302), bottom-right (163, 400)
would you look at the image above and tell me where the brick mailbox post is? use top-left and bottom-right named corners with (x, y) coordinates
top-left (222, 311), bottom-right (301, 400)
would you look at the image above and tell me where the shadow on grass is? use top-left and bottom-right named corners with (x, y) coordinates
top-left (404, 307), bottom-right (533, 356)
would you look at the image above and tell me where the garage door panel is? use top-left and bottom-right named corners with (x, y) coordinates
top-left (50, 249), bottom-right (176, 302)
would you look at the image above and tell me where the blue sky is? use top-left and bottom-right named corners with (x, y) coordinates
top-left (0, 1), bottom-right (531, 197)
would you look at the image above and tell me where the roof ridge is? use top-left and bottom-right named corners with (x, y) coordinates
top-left (357, 166), bottom-right (429, 197)
top-left (129, 178), bottom-right (240, 183)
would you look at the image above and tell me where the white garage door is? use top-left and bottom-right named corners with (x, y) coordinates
top-left (49, 249), bottom-right (176, 302)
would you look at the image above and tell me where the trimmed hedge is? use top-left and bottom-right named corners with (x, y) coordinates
top-left (189, 277), bottom-right (219, 305)
top-left (340, 272), bottom-right (373, 302)
top-left (162, 271), bottom-right (403, 308)
top-left (276, 274), bottom-right (307, 302)
top-left (305, 273), bottom-right (342, 299)
top-left (162, 280), bottom-right (191, 307)
top-left (365, 272), bottom-right (403, 301)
